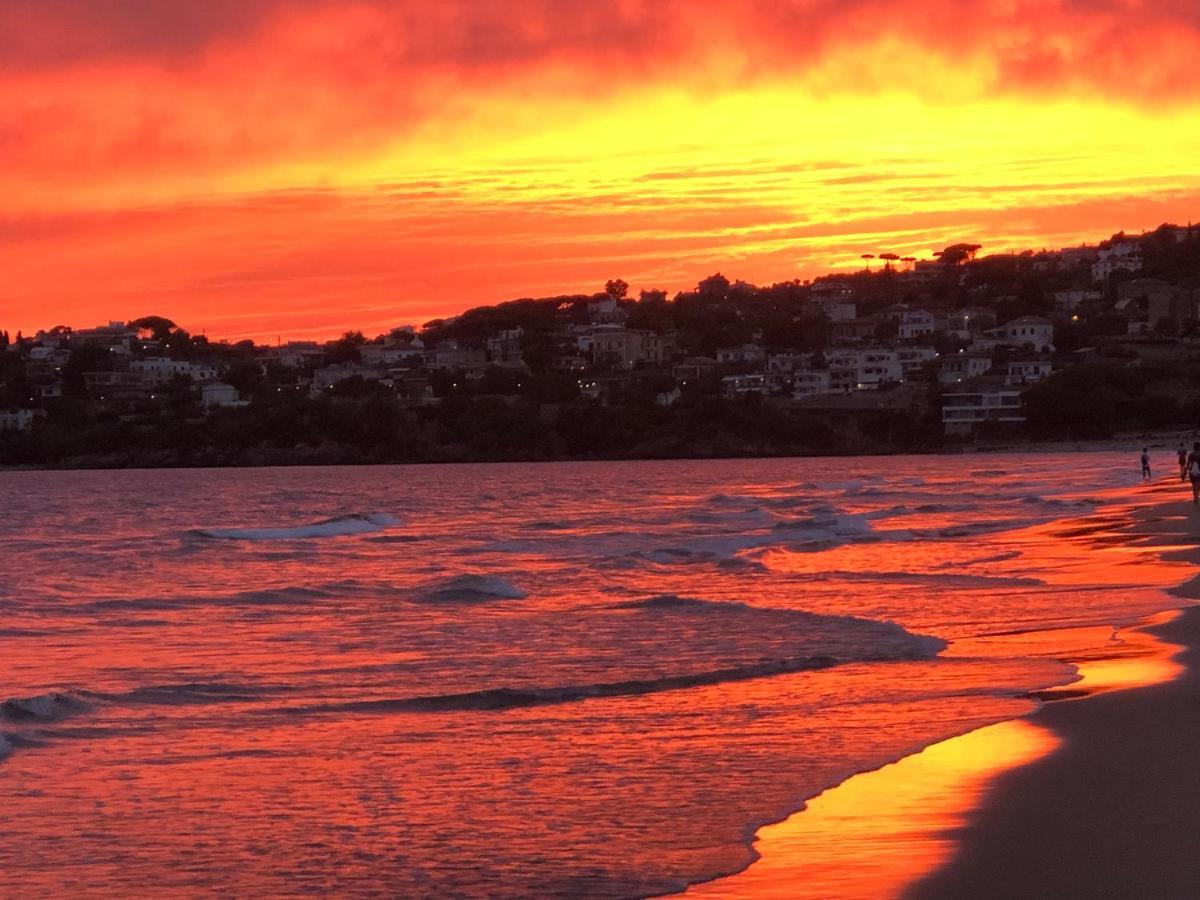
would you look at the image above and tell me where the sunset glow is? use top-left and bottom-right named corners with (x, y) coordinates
top-left (5, 1), bottom-right (1200, 340)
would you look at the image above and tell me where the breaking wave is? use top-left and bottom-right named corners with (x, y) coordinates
top-left (416, 574), bottom-right (528, 603)
top-left (193, 513), bottom-right (400, 541)
top-left (1, 692), bottom-right (88, 723)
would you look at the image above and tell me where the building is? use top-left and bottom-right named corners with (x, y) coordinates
top-left (807, 296), bottom-right (857, 321)
top-left (275, 342), bottom-right (327, 369)
top-left (897, 309), bottom-right (936, 340)
top-left (0, 409), bottom-right (34, 431)
top-left (946, 307), bottom-right (998, 335)
top-left (1092, 241), bottom-right (1142, 282)
top-left (1006, 359), bottom-right (1053, 386)
top-left (833, 317), bottom-right (878, 343)
top-left (1116, 279), bottom-right (1192, 331)
top-left (590, 327), bottom-right (664, 370)
top-left (942, 389), bottom-right (1025, 435)
top-left (997, 317), bottom-right (1055, 352)
top-left (673, 356), bottom-right (717, 386)
top-left (361, 342), bottom-right (425, 367)
top-left (721, 373), bottom-right (767, 398)
top-left (129, 358), bottom-right (194, 385)
top-left (938, 353), bottom-right (993, 385)
top-left (311, 364), bottom-right (385, 395)
top-left (201, 382), bottom-right (242, 410)
top-left (83, 371), bottom-right (148, 402)
top-left (896, 346), bottom-right (938, 375)
top-left (827, 349), bottom-right (902, 392)
top-left (791, 369), bottom-right (833, 398)
top-left (716, 344), bottom-right (767, 366)
top-left (426, 343), bottom-right (487, 373)
top-left (586, 298), bottom-right (627, 324)
top-left (1053, 290), bottom-right (1102, 312)
top-left (484, 328), bottom-right (525, 366)
top-left (72, 321), bottom-right (138, 350)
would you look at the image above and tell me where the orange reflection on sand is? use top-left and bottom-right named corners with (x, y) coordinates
top-left (1044, 610), bottom-right (1185, 697)
top-left (687, 719), bottom-right (1057, 900)
top-left (686, 612), bottom-right (1187, 899)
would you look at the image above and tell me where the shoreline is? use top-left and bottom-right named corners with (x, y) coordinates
top-left (678, 486), bottom-right (1198, 898)
top-left (908, 498), bottom-right (1200, 898)
top-left (0, 437), bottom-right (1184, 474)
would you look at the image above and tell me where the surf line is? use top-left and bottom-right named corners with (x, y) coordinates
top-left (675, 610), bottom-right (1186, 900)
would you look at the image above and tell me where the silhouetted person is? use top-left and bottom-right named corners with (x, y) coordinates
top-left (1141, 448), bottom-right (1151, 481)
top-left (1189, 443), bottom-right (1200, 505)
top-left (1179, 444), bottom-right (1189, 481)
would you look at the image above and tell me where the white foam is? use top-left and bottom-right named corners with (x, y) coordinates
top-left (198, 513), bottom-right (399, 541)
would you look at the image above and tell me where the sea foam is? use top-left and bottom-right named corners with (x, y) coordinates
top-left (195, 513), bottom-right (399, 541)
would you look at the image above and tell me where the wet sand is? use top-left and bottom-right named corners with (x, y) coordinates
top-left (910, 498), bottom-right (1200, 898)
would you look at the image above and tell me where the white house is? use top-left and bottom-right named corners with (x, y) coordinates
top-left (716, 344), bottom-right (767, 365)
top-left (1006, 359), bottom-right (1053, 386)
top-left (827, 349), bottom-right (902, 392)
top-left (897, 309), bottom-right (936, 340)
top-left (938, 353), bottom-right (993, 385)
top-left (896, 346), bottom-right (938, 375)
top-left (998, 317), bottom-right (1055, 352)
top-left (201, 382), bottom-right (242, 410)
top-left (1092, 241), bottom-right (1142, 282)
top-left (129, 357), bottom-right (193, 384)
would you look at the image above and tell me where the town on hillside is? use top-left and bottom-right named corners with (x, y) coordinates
top-left (3, 223), bottom-right (1200, 466)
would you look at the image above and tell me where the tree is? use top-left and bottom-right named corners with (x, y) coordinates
top-left (937, 243), bottom-right (983, 267)
top-left (604, 279), bottom-right (629, 302)
top-left (129, 316), bottom-right (178, 343)
top-left (697, 273), bottom-right (731, 301)
top-left (861, 253), bottom-right (875, 272)
top-left (879, 253), bottom-right (900, 271)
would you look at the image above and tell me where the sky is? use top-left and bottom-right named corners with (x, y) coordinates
top-left (4, 0), bottom-right (1200, 342)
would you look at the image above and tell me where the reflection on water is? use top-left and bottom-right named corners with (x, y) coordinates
top-left (0, 455), bottom-right (1191, 896)
top-left (688, 720), bottom-right (1056, 900)
top-left (687, 611), bottom-right (1187, 899)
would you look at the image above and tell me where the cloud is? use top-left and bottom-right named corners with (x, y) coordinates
top-left (4, 0), bottom-right (1200, 199)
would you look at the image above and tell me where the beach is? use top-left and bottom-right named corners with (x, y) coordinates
top-left (684, 486), bottom-right (1200, 899)
top-left (909, 498), bottom-right (1200, 898)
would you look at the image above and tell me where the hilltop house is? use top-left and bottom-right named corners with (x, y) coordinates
top-left (997, 316), bottom-right (1055, 352)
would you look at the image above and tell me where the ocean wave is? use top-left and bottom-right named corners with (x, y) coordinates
top-left (1, 692), bottom-right (88, 723)
top-left (809, 571), bottom-right (1046, 588)
top-left (193, 513), bottom-right (399, 541)
top-left (101, 681), bottom-right (274, 706)
top-left (416, 574), bottom-right (528, 603)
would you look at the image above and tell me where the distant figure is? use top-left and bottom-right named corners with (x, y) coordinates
top-left (1141, 448), bottom-right (1151, 481)
top-left (1190, 443), bottom-right (1200, 505)
top-left (1179, 444), bottom-right (1190, 481)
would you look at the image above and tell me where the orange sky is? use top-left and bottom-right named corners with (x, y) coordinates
top-left (4, 0), bottom-right (1200, 342)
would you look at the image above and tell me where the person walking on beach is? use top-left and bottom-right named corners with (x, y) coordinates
top-left (1141, 448), bottom-right (1152, 481)
top-left (1179, 444), bottom-right (1189, 481)
top-left (1189, 443), bottom-right (1200, 504)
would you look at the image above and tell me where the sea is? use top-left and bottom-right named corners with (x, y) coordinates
top-left (0, 452), bottom-right (1190, 897)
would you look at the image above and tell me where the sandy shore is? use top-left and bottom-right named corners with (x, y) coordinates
top-left (910, 499), bottom-right (1200, 898)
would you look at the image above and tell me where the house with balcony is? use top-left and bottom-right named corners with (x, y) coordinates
top-left (721, 373), bottom-right (767, 398)
top-left (1006, 359), bottom-right (1053, 386)
top-left (897, 309), bottom-right (936, 340)
top-left (942, 388), bottom-right (1025, 435)
top-left (938, 353), bottom-right (993, 385)
top-left (1092, 241), bottom-right (1142, 282)
top-left (997, 316), bottom-right (1055, 352)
